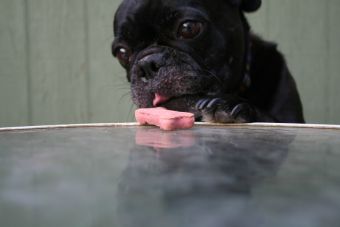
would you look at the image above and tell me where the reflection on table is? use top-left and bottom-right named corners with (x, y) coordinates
top-left (0, 125), bottom-right (339, 227)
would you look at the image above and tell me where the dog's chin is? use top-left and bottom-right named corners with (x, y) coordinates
top-left (155, 94), bottom-right (203, 117)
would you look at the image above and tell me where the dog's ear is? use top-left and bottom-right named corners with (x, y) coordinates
top-left (229, 0), bottom-right (262, 12)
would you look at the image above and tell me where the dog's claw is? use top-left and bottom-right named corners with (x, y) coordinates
top-left (195, 98), bottom-right (210, 110)
top-left (195, 99), bottom-right (203, 110)
top-left (207, 98), bottom-right (221, 109)
top-left (195, 97), bottom-right (254, 123)
top-left (231, 103), bottom-right (254, 123)
top-left (196, 98), bottom-right (223, 110)
top-left (230, 104), bottom-right (244, 118)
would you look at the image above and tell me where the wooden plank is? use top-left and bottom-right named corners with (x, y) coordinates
top-left (86, 0), bottom-right (135, 123)
top-left (247, 0), bottom-right (269, 37)
top-left (27, 0), bottom-right (89, 125)
top-left (329, 0), bottom-right (340, 55)
top-left (329, 54), bottom-right (340, 124)
top-left (328, 0), bottom-right (340, 124)
top-left (267, 0), bottom-right (328, 55)
top-left (264, 0), bottom-right (329, 123)
top-left (0, 0), bottom-right (29, 127)
top-left (287, 53), bottom-right (328, 124)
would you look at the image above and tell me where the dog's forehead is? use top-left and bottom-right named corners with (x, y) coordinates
top-left (113, 0), bottom-right (239, 49)
top-left (116, 0), bottom-right (198, 21)
top-left (114, 0), bottom-right (231, 34)
top-left (115, 0), bottom-right (229, 24)
top-left (115, 0), bottom-right (203, 39)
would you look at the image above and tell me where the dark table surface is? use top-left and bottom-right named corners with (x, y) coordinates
top-left (0, 124), bottom-right (340, 227)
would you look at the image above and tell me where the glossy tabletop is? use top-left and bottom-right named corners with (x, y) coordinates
top-left (0, 124), bottom-right (340, 227)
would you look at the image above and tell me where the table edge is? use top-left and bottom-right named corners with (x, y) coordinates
top-left (1, 122), bottom-right (340, 132)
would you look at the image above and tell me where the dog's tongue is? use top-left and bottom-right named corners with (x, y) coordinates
top-left (153, 93), bottom-right (170, 107)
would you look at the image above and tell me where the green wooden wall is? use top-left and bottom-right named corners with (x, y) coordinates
top-left (0, 0), bottom-right (339, 127)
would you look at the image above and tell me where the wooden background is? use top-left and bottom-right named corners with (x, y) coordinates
top-left (0, 0), bottom-right (339, 127)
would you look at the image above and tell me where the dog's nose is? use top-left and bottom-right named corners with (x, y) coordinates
top-left (138, 53), bottom-right (165, 79)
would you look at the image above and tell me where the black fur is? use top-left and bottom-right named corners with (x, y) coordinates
top-left (112, 0), bottom-right (304, 123)
top-left (229, 0), bottom-right (262, 12)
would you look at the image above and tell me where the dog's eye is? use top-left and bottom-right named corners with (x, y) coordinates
top-left (115, 47), bottom-right (131, 67)
top-left (177, 21), bottom-right (203, 40)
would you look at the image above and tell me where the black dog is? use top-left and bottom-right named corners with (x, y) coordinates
top-left (112, 0), bottom-right (305, 123)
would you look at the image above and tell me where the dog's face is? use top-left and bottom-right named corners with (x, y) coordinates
top-left (112, 0), bottom-right (261, 114)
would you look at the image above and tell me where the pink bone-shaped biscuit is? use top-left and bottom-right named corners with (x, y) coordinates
top-left (135, 107), bottom-right (195, 131)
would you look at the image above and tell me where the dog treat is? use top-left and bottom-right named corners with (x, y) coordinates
top-left (135, 107), bottom-right (195, 131)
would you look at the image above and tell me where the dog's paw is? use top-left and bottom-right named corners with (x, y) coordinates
top-left (195, 97), bottom-right (255, 123)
